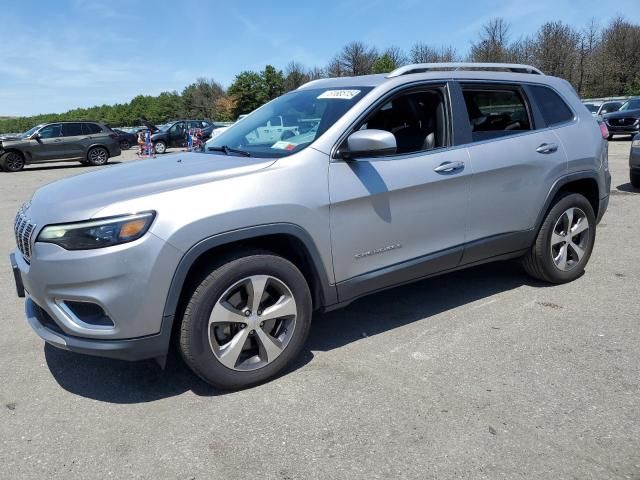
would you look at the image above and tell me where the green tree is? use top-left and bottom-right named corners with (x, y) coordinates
top-left (262, 65), bottom-right (285, 100)
top-left (372, 53), bottom-right (398, 74)
top-left (227, 70), bottom-right (266, 119)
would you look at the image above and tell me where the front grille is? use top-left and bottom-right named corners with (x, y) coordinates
top-left (14, 210), bottom-right (36, 261)
top-left (607, 117), bottom-right (637, 127)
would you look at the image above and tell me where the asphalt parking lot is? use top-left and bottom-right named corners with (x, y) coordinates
top-left (1, 141), bottom-right (639, 479)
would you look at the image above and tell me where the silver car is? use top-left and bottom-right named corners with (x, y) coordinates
top-left (10, 63), bottom-right (611, 389)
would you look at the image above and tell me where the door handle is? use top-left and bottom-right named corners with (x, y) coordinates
top-left (434, 161), bottom-right (465, 173)
top-left (54, 139), bottom-right (62, 142)
top-left (536, 143), bottom-right (558, 154)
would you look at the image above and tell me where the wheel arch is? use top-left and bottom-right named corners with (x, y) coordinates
top-left (86, 143), bottom-right (111, 156)
top-left (162, 224), bottom-right (338, 323)
top-left (535, 172), bottom-right (601, 232)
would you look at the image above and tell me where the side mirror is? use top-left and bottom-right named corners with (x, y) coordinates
top-left (343, 129), bottom-right (396, 159)
top-left (31, 133), bottom-right (41, 140)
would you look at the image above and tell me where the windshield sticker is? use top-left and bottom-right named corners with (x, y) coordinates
top-left (271, 141), bottom-right (297, 151)
top-left (317, 89), bottom-right (361, 100)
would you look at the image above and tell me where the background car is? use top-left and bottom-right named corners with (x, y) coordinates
top-left (112, 128), bottom-right (137, 150)
top-left (141, 120), bottom-right (215, 154)
top-left (630, 133), bottom-right (640, 188)
top-left (602, 97), bottom-right (640, 139)
top-left (583, 101), bottom-right (623, 117)
top-left (0, 121), bottom-right (121, 172)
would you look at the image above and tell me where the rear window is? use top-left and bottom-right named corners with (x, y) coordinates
top-left (62, 123), bottom-right (83, 136)
top-left (82, 123), bottom-right (103, 134)
top-left (528, 85), bottom-right (574, 126)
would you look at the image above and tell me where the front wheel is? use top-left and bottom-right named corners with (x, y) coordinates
top-left (179, 252), bottom-right (312, 390)
top-left (0, 151), bottom-right (25, 172)
top-left (153, 141), bottom-right (167, 154)
top-left (119, 140), bottom-right (130, 150)
top-left (522, 193), bottom-right (596, 283)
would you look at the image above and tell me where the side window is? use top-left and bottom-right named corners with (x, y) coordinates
top-left (62, 123), bottom-right (83, 136)
top-left (528, 85), bottom-right (574, 126)
top-left (462, 87), bottom-right (532, 141)
top-left (38, 124), bottom-right (62, 139)
top-left (170, 122), bottom-right (185, 134)
top-left (82, 123), bottom-right (103, 135)
top-left (359, 88), bottom-right (448, 154)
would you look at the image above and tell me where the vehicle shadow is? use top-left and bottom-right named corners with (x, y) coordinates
top-left (616, 182), bottom-right (639, 194)
top-left (22, 161), bottom-right (122, 172)
top-left (45, 260), bottom-right (546, 403)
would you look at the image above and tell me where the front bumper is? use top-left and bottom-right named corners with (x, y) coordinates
top-left (630, 146), bottom-right (640, 170)
top-left (606, 124), bottom-right (639, 135)
top-left (26, 297), bottom-right (173, 361)
top-left (12, 228), bottom-right (182, 355)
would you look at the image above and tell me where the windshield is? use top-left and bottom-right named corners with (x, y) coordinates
top-left (584, 103), bottom-right (598, 113)
top-left (20, 124), bottom-right (44, 138)
top-left (620, 99), bottom-right (640, 111)
top-left (205, 86), bottom-right (373, 158)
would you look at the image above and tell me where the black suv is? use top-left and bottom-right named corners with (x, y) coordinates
top-left (143, 120), bottom-right (215, 154)
top-left (0, 121), bottom-right (121, 172)
top-left (602, 97), bottom-right (640, 139)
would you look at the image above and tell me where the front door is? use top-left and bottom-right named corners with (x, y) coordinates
top-left (168, 122), bottom-right (186, 147)
top-left (329, 85), bottom-right (470, 301)
top-left (27, 123), bottom-right (66, 161)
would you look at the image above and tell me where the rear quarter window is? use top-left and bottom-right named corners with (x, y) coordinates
top-left (82, 123), bottom-right (103, 135)
top-left (528, 85), bottom-right (574, 127)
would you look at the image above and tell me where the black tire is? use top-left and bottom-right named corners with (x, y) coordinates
top-left (631, 171), bottom-right (640, 189)
top-left (120, 140), bottom-right (130, 150)
top-left (86, 146), bottom-right (109, 166)
top-left (0, 151), bottom-right (25, 172)
top-left (523, 193), bottom-right (596, 284)
top-left (153, 140), bottom-right (167, 154)
top-left (179, 251), bottom-right (312, 390)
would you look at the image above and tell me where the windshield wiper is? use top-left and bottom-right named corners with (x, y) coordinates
top-left (207, 145), bottom-right (252, 157)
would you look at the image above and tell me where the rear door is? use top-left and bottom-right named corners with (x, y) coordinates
top-left (27, 123), bottom-right (66, 161)
top-left (61, 122), bottom-right (85, 158)
top-left (457, 82), bottom-right (567, 263)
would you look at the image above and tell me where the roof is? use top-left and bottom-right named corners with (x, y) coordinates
top-left (298, 62), bottom-right (551, 91)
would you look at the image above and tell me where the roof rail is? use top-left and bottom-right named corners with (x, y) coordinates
top-left (387, 62), bottom-right (544, 78)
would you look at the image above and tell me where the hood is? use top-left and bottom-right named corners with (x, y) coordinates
top-left (603, 108), bottom-right (640, 119)
top-left (0, 134), bottom-right (21, 141)
top-left (28, 152), bottom-right (275, 224)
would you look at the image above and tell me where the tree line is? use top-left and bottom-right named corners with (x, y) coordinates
top-left (1, 16), bottom-right (639, 134)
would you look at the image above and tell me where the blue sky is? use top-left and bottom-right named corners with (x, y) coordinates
top-left (1, 0), bottom-right (638, 116)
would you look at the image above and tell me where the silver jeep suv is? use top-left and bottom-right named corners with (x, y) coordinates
top-left (10, 63), bottom-right (611, 389)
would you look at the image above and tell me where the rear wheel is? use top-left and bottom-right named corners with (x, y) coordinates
top-left (86, 146), bottom-right (109, 166)
top-left (631, 171), bottom-right (640, 189)
top-left (179, 252), bottom-right (312, 390)
top-left (0, 151), bottom-right (25, 172)
top-left (523, 193), bottom-right (596, 283)
top-left (153, 140), bottom-right (167, 154)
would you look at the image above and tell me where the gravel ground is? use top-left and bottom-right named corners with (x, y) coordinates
top-left (0, 140), bottom-right (638, 479)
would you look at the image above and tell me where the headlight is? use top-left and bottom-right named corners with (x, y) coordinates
top-left (37, 212), bottom-right (155, 250)
top-left (633, 139), bottom-right (640, 148)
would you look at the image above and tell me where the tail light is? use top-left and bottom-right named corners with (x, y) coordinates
top-left (597, 119), bottom-right (609, 140)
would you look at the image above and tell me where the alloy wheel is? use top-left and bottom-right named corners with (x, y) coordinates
top-left (4, 152), bottom-right (24, 171)
top-left (89, 148), bottom-right (108, 164)
top-left (208, 275), bottom-right (298, 371)
top-left (550, 207), bottom-right (590, 271)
